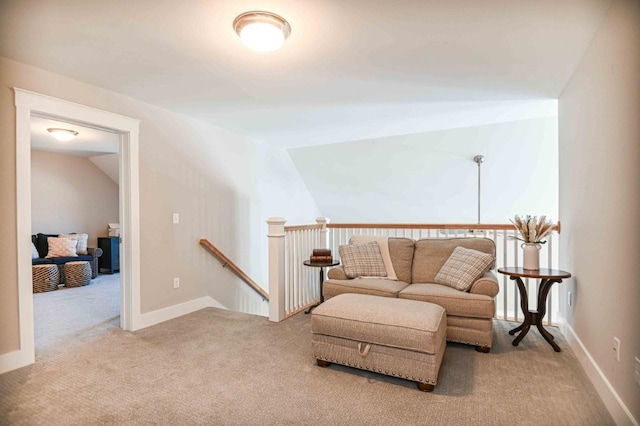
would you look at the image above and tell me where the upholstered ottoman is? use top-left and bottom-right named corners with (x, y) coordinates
top-left (311, 293), bottom-right (446, 392)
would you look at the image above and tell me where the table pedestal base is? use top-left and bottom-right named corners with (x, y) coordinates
top-left (304, 265), bottom-right (328, 315)
top-left (509, 276), bottom-right (562, 352)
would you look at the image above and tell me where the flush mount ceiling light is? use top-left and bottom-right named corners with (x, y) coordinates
top-left (47, 128), bottom-right (79, 142)
top-left (233, 11), bottom-right (291, 52)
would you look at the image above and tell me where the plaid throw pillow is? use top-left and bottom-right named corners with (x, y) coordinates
top-left (435, 246), bottom-right (493, 291)
top-left (339, 242), bottom-right (387, 279)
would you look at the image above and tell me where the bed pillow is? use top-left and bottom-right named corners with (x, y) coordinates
top-left (434, 246), bottom-right (493, 291)
top-left (339, 241), bottom-right (387, 279)
top-left (45, 237), bottom-right (78, 258)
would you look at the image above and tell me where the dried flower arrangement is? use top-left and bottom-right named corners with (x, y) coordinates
top-left (510, 215), bottom-right (555, 244)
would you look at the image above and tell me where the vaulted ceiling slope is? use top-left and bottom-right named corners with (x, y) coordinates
top-left (0, 0), bottom-right (611, 147)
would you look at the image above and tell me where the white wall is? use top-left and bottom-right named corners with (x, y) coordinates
top-left (558, 0), bottom-right (640, 423)
top-left (89, 154), bottom-right (119, 184)
top-left (0, 56), bottom-right (321, 355)
top-left (31, 150), bottom-right (119, 247)
top-left (289, 116), bottom-right (558, 223)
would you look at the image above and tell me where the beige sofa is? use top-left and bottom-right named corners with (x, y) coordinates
top-left (324, 237), bottom-right (499, 352)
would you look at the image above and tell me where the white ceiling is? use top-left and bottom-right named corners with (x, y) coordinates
top-left (0, 0), bottom-right (611, 148)
top-left (30, 116), bottom-right (119, 157)
top-left (31, 116), bottom-right (120, 184)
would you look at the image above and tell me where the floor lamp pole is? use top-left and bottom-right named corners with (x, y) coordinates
top-left (473, 155), bottom-right (485, 224)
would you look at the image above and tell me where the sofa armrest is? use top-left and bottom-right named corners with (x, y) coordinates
top-left (88, 247), bottom-right (103, 259)
top-left (87, 247), bottom-right (103, 279)
top-left (469, 270), bottom-right (499, 298)
top-left (327, 266), bottom-right (349, 280)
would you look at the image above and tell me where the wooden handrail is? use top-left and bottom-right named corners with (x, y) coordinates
top-left (199, 239), bottom-right (269, 301)
top-left (325, 222), bottom-right (561, 233)
top-left (283, 224), bottom-right (322, 232)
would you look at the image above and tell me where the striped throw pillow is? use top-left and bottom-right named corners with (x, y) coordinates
top-left (435, 246), bottom-right (493, 291)
top-left (339, 242), bottom-right (387, 279)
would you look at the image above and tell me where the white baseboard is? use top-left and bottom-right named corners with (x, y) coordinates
top-left (0, 347), bottom-right (34, 375)
top-left (137, 296), bottom-right (226, 330)
top-left (557, 312), bottom-right (639, 426)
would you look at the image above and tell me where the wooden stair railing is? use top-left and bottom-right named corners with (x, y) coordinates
top-left (199, 239), bottom-right (269, 301)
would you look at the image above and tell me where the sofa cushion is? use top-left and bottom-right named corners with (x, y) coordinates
top-left (324, 278), bottom-right (409, 299)
top-left (32, 258), bottom-right (53, 265)
top-left (339, 242), bottom-right (387, 278)
top-left (45, 237), bottom-right (78, 258)
top-left (411, 238), bottom-right (496, 283)
top-left (388, 238), bottom-right (416, 284)
top-left (434, 246), bottom-right (493, 291)
top-left (398, 283), bottom-right (495, 319)
top-left (50, 255), bottom-right (93, 264)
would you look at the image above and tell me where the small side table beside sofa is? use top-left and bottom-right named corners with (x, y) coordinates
top-left (303, 259), bottom-right (340, 314)
top-left (498, 267), bottom-right (571, 352)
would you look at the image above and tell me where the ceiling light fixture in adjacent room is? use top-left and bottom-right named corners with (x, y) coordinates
top-left (47, 128), bottom-right (79, 142)
top-left (233, 11), bottom-right (291, 52)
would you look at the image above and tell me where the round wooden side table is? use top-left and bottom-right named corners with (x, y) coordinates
top-left (497, 267), bottom-right (571, 352)
top-left (303, 259), bottom-right (340, 314)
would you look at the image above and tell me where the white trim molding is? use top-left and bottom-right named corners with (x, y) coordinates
top-left (12, 88), bottom-right (141, 373)
top-left (137, 297), bottom-right (227, 330)
top-left (0, 349), bottom-right (33, 375)
top-left (557, 313), bottom-right (639, 426)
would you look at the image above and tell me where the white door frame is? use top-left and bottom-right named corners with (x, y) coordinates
top-left (11, 88), bottom-right (141, 371)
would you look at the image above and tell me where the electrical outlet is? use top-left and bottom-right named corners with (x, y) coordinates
top-left (634, 357), bottom-right (640, 387)
top-left (172, 213), bottom-right (180, 224)
top-left (567, 291), bottom-right (572, 306)
top-left (613, 337), bottom-right (620, 362)
top-left (173, 277), bottom-right (180, 289)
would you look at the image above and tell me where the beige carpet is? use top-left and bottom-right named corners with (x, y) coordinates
top-left (1, 305), bottom-right (613, 425)
top-left (33, 273), bottom-right (120, 357)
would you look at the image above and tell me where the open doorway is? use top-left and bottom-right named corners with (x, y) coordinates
top-left (30, 117), bottom-right (121, 355)
top-left (13, 88), bottom-right (141, 370)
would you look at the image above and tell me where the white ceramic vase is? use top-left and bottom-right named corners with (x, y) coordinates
top-left (522, 243), bottom-right (541, 270)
